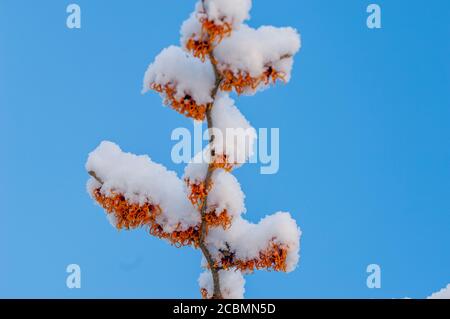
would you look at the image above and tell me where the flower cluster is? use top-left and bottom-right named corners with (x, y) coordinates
top-left (219, 242), bottom-right (289, 272)
top-left (214, 25), bottom-right (300, 95)
top-left (182, 0), bottom-right (251, 61)
top-left (183, 17), bottom-right (232, 62)
top-left (92, 187), bottom-right (200, 247)
top-left (204, 212), bottom-right (301, 280)
top-left (220, 67), bottom-right (287, 95)
top-left (148, 223), bottom-right (200, 248)
top-left (200, 18), bottom-right (232, 46)
top-left (92, 188), bottom-right (160, 230)
top-left (205, 209), bottom-right (233, 230)
top-left (142, 46), bottom-right (215, 120)
top-left (184, 178), bottom-right (233, 230)
top-left (185, 179), bottom-right (211, 209)
top-left (147, 2), bottom-right (300, 121)
top-left (185, 18), bottom-right (232, 61)
top-left (150, 82), bottom-right (207, 121)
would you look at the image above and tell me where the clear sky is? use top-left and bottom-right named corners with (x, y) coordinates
top-left (0, 0), bottom-right (449, 298)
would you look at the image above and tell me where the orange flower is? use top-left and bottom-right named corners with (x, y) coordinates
top-left (205, 209), bottom-right (232, 230)
top-left (212, 154), bottom-right (234, 172)
top-left (263, 66), bottom-right (287, 85)
top-left (150, 83), bottom-right (207, 121)
top-left (220, 70), bottom-right (260, 94)
top-left (185, 178), bottom-right (233, 230)
top-left (93, 188), bottom-right (199, 247)
top-left (185, 18), bottom-right (231, 62)
top-left (185, 179), bottom-right (212, 209)
top-left (201, 19), bottom-right (232, 44)
top-left (220, 68), bottom-right (286, 95)
top-left (150, 223), bottom-right (200, 248)
top-left (186, 38), bottom-right (212, 62)
top-left (92, 188), bottom-right (159, 230)
top-left (219, 242), bottom-right (289, 272)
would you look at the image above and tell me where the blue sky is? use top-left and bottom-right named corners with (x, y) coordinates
top-left (0, 0), bottom-right (449, 298)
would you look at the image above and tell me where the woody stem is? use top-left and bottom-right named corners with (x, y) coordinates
top-left (198, 49), bottom-right (223, 299)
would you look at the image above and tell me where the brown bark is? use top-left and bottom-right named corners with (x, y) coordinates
top-left (197, 49), bottom-right (224, 299)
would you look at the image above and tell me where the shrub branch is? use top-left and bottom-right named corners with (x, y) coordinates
top-left (198, 49), bottom-right (224, 299)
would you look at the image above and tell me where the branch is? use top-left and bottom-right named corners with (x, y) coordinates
top-left (88, 170), bottom-right (103, 184)
top-left (280, 53), bottom-right (292, 60)
top-left (197, 47), bottom-right (224, 299)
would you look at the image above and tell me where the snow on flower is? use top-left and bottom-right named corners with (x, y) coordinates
top-left (210, 93), bottom-right (257, 167)
top-left (183, 158), bottom-right (245, 229)
top-left (199, 269), bottom-right (245, 299)
top-left (206, 212), bottom-right (301, 273)
top-left (182, 94), bottom-right (256, 184)
top-left (181, 0), bottom-right (252, 61)
top-left (86, 141), bottom-right (201, 246)
top-left (206, 170), bottom-right (246, 228)
top-left (181, 9), bottom-right (211, 61)
top-left (142, 46), bottom-right (215, 120)
top-left (201, 0), bottom-right (252, 28)
top-left (215, 25), bottom-right (301, 94)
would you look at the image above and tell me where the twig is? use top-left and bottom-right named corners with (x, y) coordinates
top-left (197, 48), bottom-right (224, 299)
top-left (88, 171), bottom-right (103, 184)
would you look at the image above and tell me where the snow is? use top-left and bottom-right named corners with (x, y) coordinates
top-left (210, 93), bottom-right (257, 164)
top-left (428, 284), bottom-right (450, 299)
top-left (199, 269), bottom-right (245, 299)
top-left (180, 9), bottom-right (204, 48)
top-left (183, 150), bottom-right (246, 221)
top-left (201, 0), bottom-right (252, 27)
top-left (206, 212), bottom-right (301, 272)
top-left (215, 24), bottom-right (301, 92)
top-left (180, 0), bottom-right (252, 56)
top-left (207, 170), bottom-right (245, 218)
top-left (182, 94), bottom-right (256, 185)
top-left (142, 46), bottom-right (215, 105)
top-left (85, 141), bottom-right (199, 232)
top-left (183, 147), bottom-right (211, 184)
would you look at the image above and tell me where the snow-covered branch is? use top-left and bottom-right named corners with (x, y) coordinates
top-left (86, 0), bottom-right (302, 299)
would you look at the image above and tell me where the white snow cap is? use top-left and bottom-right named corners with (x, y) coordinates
top-left (211, 93), bottom-right (257, 164)
top-left (215, 24), bottom-right (301, 90)
top-left (208, 170), bottom-right (245, 218)
top-left (199, 269), bottom-right (245, 299)
top-left (180, 0), bottom-right (252, 50)
top-left (183, 147), bottom-right (211, 184)
top-left (142, 46), bottom-right (215, 105)
top-left (428, 284), bottom-right (450, 299)
top-left (180, 9), bottom-right (204, 47)
top-left (207, 212), bottom-right (301, 272)
top-left (183, 94), bottom-right (256, 185)
top-left (85, 141), bottom-right (199, 232)
top-left (201, 0), bottom-right (252, 27)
